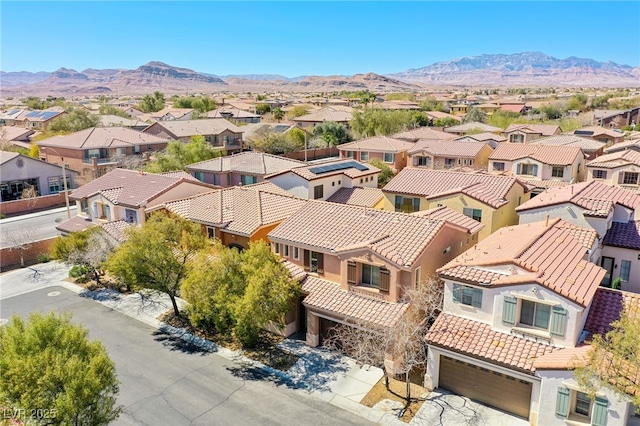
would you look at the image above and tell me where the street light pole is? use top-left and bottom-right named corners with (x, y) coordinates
top-left (61, 157), bottom-right (71, 219)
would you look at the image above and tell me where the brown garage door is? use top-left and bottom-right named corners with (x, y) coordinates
top-left (439, 355), bottom-right (532, 419)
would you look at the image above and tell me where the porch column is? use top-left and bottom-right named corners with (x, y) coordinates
top-left (306, 311), bottom-right (320, 347)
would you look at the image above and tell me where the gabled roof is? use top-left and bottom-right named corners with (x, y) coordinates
top-left (302, 276), bottom-right (408, 328)
top-left (326, 186), bottom-right (384, 208)
top-left (69, 168), bottom-right (212, 208)
top-left (150, 107), bottom-right (194, 120)
top-left (383, 169), bottom-right (527, 209)
top-left (586, 149), bottom-right (640, 169)
top-left (426, 313), bottom-right (558, 374)
top-left (337, 136), bottom-right (414, 153)
top-left (99, 115), bottom-right (148, 127)
top-left (444, 122), bottom-right (501, 134)
top-left (489, 144), bottom-right (582, 166)
top-left (24, 108), bottom-right (64, 122)
top-left (206, 107), bottom-right (260, 119)
top-left (458, 132), bottom-right (507, 142)
top-left (573, 126), bottom-right (623, 139)
top-left (0, 126), bottom-right (35, 141)
top-left (163, 184), bottom-right (307, 236)
top-left (594, 109), bottom-right (630, 120)
top-left (391, 127), bottom-right (456, 141)
top-left (145, 119), bottom-right (242, 138)
top-left (437, 218), bottom-right (604, 307)
top-left (268, 201), bottom-right (480, 268)
top-left (0, 108), bottom-right (27, 120)
top-left (37, 127), bottom-right (168, 149)
top-left (0, 151), bottom-right (20, 164)
top-left (407, 140), bottom-right (490, 157)
top-left (423, 111), bottom-right (461, 122)
top-left (603, 221), bottom-right (640, 250)
top-left (186, 151), bottom-right (304, 175)
top-left (604, 140), bottom-right (640, 154)
top-left (411, 206), bottom-right (484, 235)
top-left (499, 104), bottom-right (527, 114)
top-left (516, 180), bottom-right (640, 214)
top-left (267, 159), bottom-right (379, 181)
top-left (99, 220), bottom-right (132, 243)
top-left (530, 135), bottom-right (606, 153)
top-left (504, 124), bottom-right (560, 136)
top-left (293, 107), bottom-right (352, 123)
top-left (584, 288), bottom-right (640, 337)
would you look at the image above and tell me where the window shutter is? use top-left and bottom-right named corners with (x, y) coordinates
top-left (395, 196), bottom-right (402, 212)
top-left (317, 253), bottom-right (324, 274)
top-left (618, 173), bottom-right (624, 184)
top-left (413, 198), bottom-right (420, 212)
top-left (550, 306), bottom-right (567, 337)
top-left (502, 295), bottom-right (517, 325)
top-left (379, 267), bottom-right (390, 292)
top-left (533, 164), bottom-right (539, 176)
top-left (303, 250), bottom-right (310, 272)
top-left (592, 397), bottom-right (608, 426)
top-left (471, 288), bottom-right (482, 308)
top-left (347, 261), bottom-right (356, 284)
top-left (555, 386), bottom-right (570, 419)
top-left (592, 170), bottom-right (597, 179)
top-left (452, 284), bottom-right (462, 303)
top-left (516, 163), bottom-right (522, 174)
top-left (93, 203), bottom-right (98, 217)
top-left (413, 156), bottom-right (418, 166)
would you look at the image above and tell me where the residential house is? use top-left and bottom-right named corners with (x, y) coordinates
top-left (503, 124), bottom-right (562, 143)
top-left (423, 111), bottom-right (462, 125)
top-left (143, 119), bottom-right (244, 155)
top-left (56, 168), bottom-right (215, 234)
top-left (425, 218), bottom-right (639, 424)
top-left (392, 127), bottom-right (456, 142)
top-left (474, 103), bottom-right (501, 115)
top-left (37, 127), bottom-right (169, 180)
top-left (99, 115), bottom-right (149, 131)
top-left (449, 104), bottom-right (468, 115)
top-left (159, 182), bottom-right (306, 252)
top-left (444, 122), bottom-right (502, 136)
top-left (604, 139), bottom-right (640, 155)
top-left (268, 201), bottom-right (484, 345)
top-left (186, 151), bottom-right (305, 187)
top-left (516, 181), bottom-right (640, 290)
top-left (326, 186), bottom-right (385, 209)
top-left (292, 108), bottom-right (352, 130)
top-left (0, 108), bottom-right (28, 126)
top-left (454, 132), bottom-right (506, 149)
top-left (266, 159), bottom-right (380, 201)
top-left (337, 136), bottom-right (415, 173)
top-left (587, 150), bottom-right (640, 189)
top-left (206, 108), bottom-right (260, 124)
top-left (23, 108), bottom-right (66, 131)
top-left (499, 103), bottom-right (527, 115)
top-left (573, 126), bottom-right (625, 146)
top-left (489, 144), bottom-right (585, 192)
top-left (0, 151), bottom-right (79, 201)
top-left (149, 107), bottom-right (194, 121)
top-left (527, 135), bottom-right (607, 160)
top-left (382, 169), bottom-right (530, 240)
top-left (407, 140), bottom-right (493, 170)
top-left (0, 126), bottom-right (35, 150)
top-left (593, 108), bottom-right (640, 128)
top-left (242, 123), bottom-right (310, 148)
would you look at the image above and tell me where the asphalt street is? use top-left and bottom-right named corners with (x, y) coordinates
top-left (0, 286), bottom-right (370, 426)
top-left (0, 206), bottom-right (77, 249)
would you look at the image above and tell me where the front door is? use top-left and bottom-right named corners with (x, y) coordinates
top-left (601, 257), bottom-right (614, 287)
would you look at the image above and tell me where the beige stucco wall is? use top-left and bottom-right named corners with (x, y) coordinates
top-left (601, 245), bottom-right (640, 294)
top-left (587, 163), bottom-right (640, 189)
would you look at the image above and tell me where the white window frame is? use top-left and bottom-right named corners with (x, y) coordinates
top-left (383, 152), bottom-right (394, 163)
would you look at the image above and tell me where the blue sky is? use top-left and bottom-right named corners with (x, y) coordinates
top-left (2, 2), bottom-right (639, 76)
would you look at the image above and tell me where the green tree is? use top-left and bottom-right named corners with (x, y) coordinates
top-left (368, 158), bottom-right (396, 187)
top-left (137, 91), bottom-right (166, 113)
top-left (22, 96), bottom-right (50, 110)
top-left (312, 121), bottom-right (352, 156)
top-left (173, 95), bottom-right (218, 113)
top-left (461, 107), bottom-right (486, 124)
top-left (287, 105), bottom-right (309, 119)
top-left (567, 94), bottom-right (588, 112)
top-left (273, 107), bottom-right (285, 122)
top-left (419, 96), bottom-right (446, 112)
top-left (433, 117), bottom-right (459, 127)
top-left (540, 103), bottom-right (564, 120)
top-left (28, 143), bottom-right (40, 158)
top-left (0, 312), bottom-right (121, 425)
top-left (590, 95), bottom-right (612, 110)
top-left (99, 103), bottom-right (130, 118)
top-left (106, 213), bottom-right (208, 316)
top-left (350, 109), bottom-right (417, 138)
top-left (182, 241), bottom-right (300, 347)
top-left (575, 308), bottom-right (640, 408)
top-left (49, 109), bottom-right (100, 133)
top-left (144, 136), bottom-right (222, 172)
top-left (249, 130), bottom-right (303, 154)
top-left (360, 91), bottom-right (377, 108)
top-left (52, 227), bottom-right (117, 285)
top-left (256, 103), bottom-right (271, 115)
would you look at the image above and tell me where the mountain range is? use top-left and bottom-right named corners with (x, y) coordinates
top-left (1, 52), bottom-right (638, 97)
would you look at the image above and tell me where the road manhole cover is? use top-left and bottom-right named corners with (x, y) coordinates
top-left (47, 291), bottom-right (61, 297)
top-left (55, 218), bottom-right (63, 223)
top-left (0, 319), bottom-right (8, 326)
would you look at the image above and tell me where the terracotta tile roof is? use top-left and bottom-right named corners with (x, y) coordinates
top-left (206, 107), bottom-right (259, 119)
top-left (55, 215), bottom-right (95, 234)
top-left (0, 126), bottom-right (35, 141)
top-left (504, 124), bottom-right (560, 136)
top-left (489, 144), bottom-right (582, 166)
top-left (326, 187), bottom-right (384, 208)
top-left (282, 260), bottom-right (307, 282)
top-left (99, 220), bottom-right (132, 242)
top-left (603, 221), bottom-right (640, 249)
top-left (187, 151), bottom-right (304, 175)
top-left (519, 179), bottom-right (569, 190)
top-left (146, 119), bottom-right (242, 138)
top-left (533, 345), bottom-right (591, 370)
top-left (160, 171), bottom-right (200, 181)
top-left (460, 132), bottom-right (507, 142)
top-left (269, 201), bottom-right (466, 268)
top-left (587, 149), bottom-right (640, 168)
top-left (407, 140), bottom-right (490, 157)
top-left (150, 107), bottom-right (194, 120)
top-left (500, 104), bottom-right (527, 114)
top-left (584, 288), bottom-right (640, 337)
top-left (574, 126), bottom-right (624, 138)
top-left (444, 122), bottom-right (502, 134)
top-left (531, 135), bottom-right (606, 153)
top-left (383, 169), bottom-right (527, 209)
top-left (163, 185), bottom-right (307, 236)
top-left (424, 111), bottom-right (461, 122)
top-left (516, 180), bottom-right (640, 214)
top-left (438, 218), bottom-right (604, 307)
top-left (269, 159), bottom-right (379, 181)
top-left (392, 127), bottom-right (456, 141)
top-left (604, 139), bottom-right (640, 154)
top-left (70, 168), bottom-right (212, 208)
top-left (337, 136), bottom-right (415, 153)
top-left (426, 313), bottom-right (558, 374)
top-left (302, 276), bottom-right (408, 328)
top-left (293, 108), bottom-right (352, 123)
top-left (411, 206), bottom-right (484, 235)
top-left (37, 127), bottom-right (168, 149)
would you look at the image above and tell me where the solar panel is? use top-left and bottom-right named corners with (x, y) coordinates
top-left (574, 130), bottom-right (594, 136)
top-left (309, 161), bottom-right (369, 175)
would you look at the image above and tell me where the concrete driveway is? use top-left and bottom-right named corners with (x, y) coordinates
top-left (0, 285), bottom-right (371, 425)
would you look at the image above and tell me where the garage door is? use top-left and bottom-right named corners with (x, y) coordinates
top-left (439, 355), bottom-right (532, 419)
